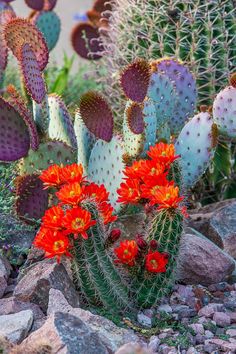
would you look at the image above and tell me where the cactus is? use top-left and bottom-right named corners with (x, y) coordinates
top-left (25, 0), bottom-right (57, 11)
top-left (213, 73), bottom-right (236, 140)
top-left (96, 0), bottom-right (236, 113)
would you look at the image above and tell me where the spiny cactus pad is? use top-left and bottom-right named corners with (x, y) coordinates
top-left (93, 0), bottom-right (112, 13)
top-left (32, 11), bottom-right (60, 51)
top-left (19, 43), bottom-right (46, 104)
top-left (15, 174), bottom-right (48, 222)
top-left (79, 91), bottom-right (113, 142)
top-left (154, 59), bottom-right (197, 134)
top-left (44, 0), bottom-right (57, 10)
top-left (213, 83), bottom-right (236, 140)
top-left (120, 59), bottom-right (151, 103)
top-left (0, 9), bottom-right (15, 70)
top-left (48, 94), bottom-right (77, 149)
top-left (4, 18), bottom-right (49, 71)
top-left (74, 111), bottom-right (96, 173)
top-left (19, 140), bottom-right (76, 175)
top-left (88, 136), bottom-right (125, 211)
top-left (147, 70), bottom-right (175, 128)
top-left (126, 102), bottom-right (144, 135)
top-left (175, 111), bottom-right (216, 188)
top-left (71, 23), bottom-right (104, 60)
top-left (7, 85), bottom-right (39, 151)
top-left (25, 0), bottom-right (44, 10)
top-left (0, 97), bottom-right (30, 161)
top-left (33, 95), bottom-right (49, 133)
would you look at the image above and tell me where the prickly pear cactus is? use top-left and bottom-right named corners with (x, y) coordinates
top-left (213, 74), bottom-right (236, 140)
top-left (175, 107), bottom-right (217, 189)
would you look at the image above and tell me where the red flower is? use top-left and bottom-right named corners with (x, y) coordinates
top-left (83, 183), bottom-right (109, 203)
top-left (114, 240), bottom-right (138, 266)
top-left (147, 142), bottom-right (179, 166)
top-left (98, 202), bottom-right (117, 225)
top-left (138, 159), bottom-right (166, 180)
top-left (124, 160), bottom-right (147, 179)
top-left (42, 205), bottom-right (64, 230)
top-left (62, 207), bottom-right (96, 239)
top-left (149, 185), bottom-right (184, 209)
top-left (56, 182), bottom-right (83, 205)
top-left (117, 179), bottom-right (141, 204)
top-left (33, 227), bottom-right (71, 262)
top-left (39, 164), bottom-right (64, 189)
top-left (141, 174), bottom-right (171, 200)
top-left (61, 163), bottom-right (84, 184)
top-left (145, 251), bottom-right (168, 273)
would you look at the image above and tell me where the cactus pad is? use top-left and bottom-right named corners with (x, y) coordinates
top-left (15, 174), bottom-right (48, 222)
top-left (175, 111), bottom-right (216, 188)
top-left (126, 102), bottom-right (145, 134)
top-left (213, 81), bottom-right (236, 140)
top-left (71, 23), bottom-right (104, 60)
top-left (120, 59), bottom-right (151, 103)
top-left (74, 111), bottom-right (96, 173)
top-left (79, 91), bottom-right (113, 142)
top-left (25, 0), bottom-right (44, 10)
top-left (88, 136), bottom-right (125, 211)
top-left (152, 59), bottom-right (197, 134)
top-left (4, 18), bottom-right (49, 71)
top-left (44, 0), bottom-right (57, 10)
top-left (0, 9), bottom-right (15, 70)
top-left (0, 97), bottom-right (30, 162)
top-left (93, 0), bottom-right (112, 13)
top-left (19, 140), bottom-right (76, 175)
top-left (48, 94), bottom-right (77, 149)
top-left (19, 43), bottom-right (46, 104)
top-left (32, 11), bottom-right (60, 51)
top-left (33, 95), bottom-right (49, 133)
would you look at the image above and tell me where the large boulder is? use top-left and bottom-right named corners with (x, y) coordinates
top-left (47, 288), bottom-right (139, 353)
top-left (0, 256), bottom-right (12, 298)
top-left (176, 233), bottom-right (235, 286)
top-left (18, 312), bottom-right (109, 354)
top-left (0, 310), bottom-right (33, 344)
top-left (14, 259), bottom-right (80, 313)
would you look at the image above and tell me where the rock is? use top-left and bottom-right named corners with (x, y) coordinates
top-left (0, 296), bottom-right (44, 319)
top-left (148, 336), bottom-right (160, 352)
top-left (203, 343), bottom-right (218, 353)
top-left (0, 277), bottom-right (7, 299)
top-left (198, 303), bottom-right (224, 318)
top-left (19, 312), bottom-right (109, 354)
top-left (47, 289), bottom-right (139, 352)
top-left (0, 310), bottom-right (33, 344)
top-left (14, 259), bottom-right (80, 312)
top-left (208, 202), bottom-right (236, 258)
top-left (137, 312), bottom-right (153, 328)
top-left (204, 330), bottom-right (214, 339)
top-left (188, 323), bottom-right (204, 335)
top-left (176, 233), bottom-right (235, 285)
top-left (115, 343), bottom-right (152, 354)
top-left (157, 304), bottom-right (173, 314)
top-left (209, 338), bottom-right (236, 352)
top-left (228, 311), bottom-right (236, 323)
top-left (0, 256), bottom-right (12, 298)
top-left (186, 348), bottom-right (198, 354)
top-left (213, 312), bottom-right (231, 327)
top-left (226, 329), bottom-right (236, 337)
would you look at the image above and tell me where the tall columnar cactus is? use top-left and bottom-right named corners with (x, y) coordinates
top-left (96, 0), bottom-right (236, 112)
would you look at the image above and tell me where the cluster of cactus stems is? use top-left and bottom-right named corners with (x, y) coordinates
top-left (1, 0), bottom-right (236, 320)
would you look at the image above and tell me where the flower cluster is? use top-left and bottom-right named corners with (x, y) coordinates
top-left (114, 237), bottom-right (168, 274)
top-left (117, 142), bottom-right (186, 215)
top-left (33, 163), bottom-right (117, 262)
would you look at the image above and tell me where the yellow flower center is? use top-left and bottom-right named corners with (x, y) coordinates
top-left (165, 193), bottom-right (171, 200)
top-left (124, 249), bottom-right (129, 255)
top-left (70, 172), bottom-right (75, 177)
top-left (128, 188), bottom-right (134, 196)
top-left (161, 151), bottom-right (167, 156)
top-left (151, 186), bottom-right (160, 195)
top-left (72, 218), bottom-right (85, 230)
top-left (53, 216), bottom-right (57, 221)
top-left (150, 259), bottom-right (158, 268)
top-left (70, 190), bottom-right (75, 197)
top-left (53, 240), bottom-right (64, 251)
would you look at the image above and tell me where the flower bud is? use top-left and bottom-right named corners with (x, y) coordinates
top-left (149, 239), bottom-right (159, 250)
top-left (109, 228), bottom-right (121, 242)
top-left (136, 234), bottom-right (148, 250)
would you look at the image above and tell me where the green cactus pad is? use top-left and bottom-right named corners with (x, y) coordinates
top-left (74, 111), bottom-right (96, 173)
top-left (19, 140), bottom-right (76, 175)
top-left (48, 94), bottom-right (77, 149)
top-left (79, 91), bottom-right (113, 142)
top-left (32, 11), bottom-right (61, 51)
top-left (88, 136), bottom-right (125, 212)
top-left (175, 110), bottom-right (216, 188)
top-left (33, 95), bottom-right (49, 133)
top-left (120, 59), bottom-right (151, 103)
top-left (15, 174), bottom-right (48, 222)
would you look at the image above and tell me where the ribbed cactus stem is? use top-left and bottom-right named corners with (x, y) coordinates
top-left (71, 203), bottom-right (134, 314)
top-left (135, 209), bottom-right (183, 308)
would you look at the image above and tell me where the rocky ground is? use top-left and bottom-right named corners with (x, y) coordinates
top-left (0, 199), bottom-right (236, 353)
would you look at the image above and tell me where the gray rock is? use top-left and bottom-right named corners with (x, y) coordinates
top-left (18, 312), bottom-right (109, 354)
top-left (208, 202), bottom-right (236, 259)
top-left (48, 289), bottom-right (139, 352)
top-left (0, 256), bottom-right (12, 298)
top-left (188, 323), bottom-right (204, 335)
top-left (14, 259), bottom-right (80, 312)
top-left (0, 310), bottom-right (33, 344)
top-left (148, 336), bottom-right (160, 352)
top-left (198, 303), bottom-right (224, 318)
top-left (226, 329), bottom-right (236, 337)
top-left (213, 312), bottom-right (231, 327)
top-left (204, 330), bottom-right (214, 339)
top-left (176, 233), bottom-right (235, 285)
top-left (186, 348), bottom-right (198, 354)
top-left (0, 296), bottom-right (44, 320)
top-left (157, 304), bottom-right (173, 314)
top-left (137, 312), bottom-right (153, 328)
top-left (115, 343), bottom-right (152, 354)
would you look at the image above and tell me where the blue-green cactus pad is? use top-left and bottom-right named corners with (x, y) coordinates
top-left (33, 11), bottom-right (61, 51)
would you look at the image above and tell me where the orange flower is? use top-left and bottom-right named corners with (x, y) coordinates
top-left (33, 227), bottom-right (71, 262)
top-left (124, 160), bottom-right (147, 179)
top-left (60, 163), bottom-right (84, 184)
top-left (140, 159), bottom-right (166, 180)
top-left (56, 182), bottom-right (83, 205)
top-left (150, 185), bottom-right (184, 209)
top-left (145, 251), bottom-right (168, 273)
top-left (98, 202), bottom-right (117, 225)
top-left (114, 240), bottom-right (138, 266)
top-left (141, 174), bottom-right (171, 200)
top-left (62, 207), bottom-right (96, 239)
top-left (117, 179), bottom-right (141, 204)
top-left (39, 164), bottom-right (64, 189)
top-left (147, 142), bottom-right (179, 166)
top-left (42, 205), bottom-right (64, 230)
top-left (83, 183), bottom-right (109, 203)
